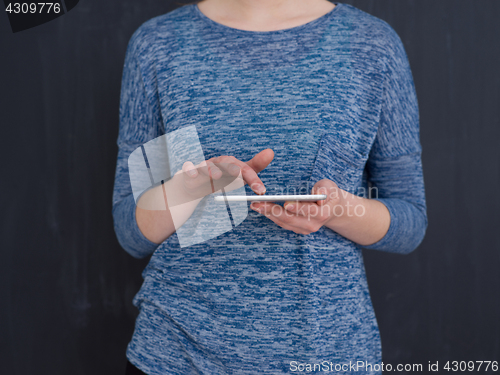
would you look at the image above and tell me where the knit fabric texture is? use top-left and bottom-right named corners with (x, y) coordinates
top-left (112, 2), bottom-right (427, 374)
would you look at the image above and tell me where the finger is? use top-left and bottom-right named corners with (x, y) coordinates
top-left (181, 170), bottom-right (212, 194)
top-left (216, 156), bottom-right (266, 194)
top-left (218, 162), bottom-right (242, 177)
top-left (197, 161), bottom-right (222, 179)
top-left (251, 202), bottom-right (299, 224)
top-left (182, 161), bottom-right (198, 178)
top-left (312, 186), bottom-right (329, 206)
top-left (284, 201), bottom-right (315, 214)
top-left (207, 161), bottom-right (222, 179)
top-left (195, 161), bottom-right (210, 177)
top-left (311, 179), bottom-right (340, 206)
top-left (179, 161), bottom-right (214, 194)
top-left (258, 212), bottom-right (302, 233)
top-left (246, 149), bottom-right (274, 173)
top-left (180, 161), bottom-right (203, 189)
top-left (283, 201), bottom-right (328, 221)
top-left (251, 202), bottom-right (311, 234)
top-left (212, 160), bottom-right (242, 178)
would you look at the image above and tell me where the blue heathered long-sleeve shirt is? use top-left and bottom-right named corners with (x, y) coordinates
top-left (112, 2), bottom-right (427, 374)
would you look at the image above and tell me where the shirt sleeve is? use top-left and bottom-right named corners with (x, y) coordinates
top-left (361, 26), bottom-right (428, 254)
top-left (112, 24), bottom-right (163, 259)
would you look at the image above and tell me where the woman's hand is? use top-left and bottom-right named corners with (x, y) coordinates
top-left (170, 150), bottom-right (274, 204)
top-left (249, 179), bottom-right (343, 235)
top-left (250, 177), bottom-right (391, 246)
top-left (136, 148), bottom-right (274, 244)
top-left (208, 151), bottom-right (274, 194)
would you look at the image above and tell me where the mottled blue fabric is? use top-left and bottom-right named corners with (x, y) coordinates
top-left (112, 2), bottom-right (427, 374)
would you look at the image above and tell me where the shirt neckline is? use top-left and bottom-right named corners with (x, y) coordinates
top-left (192, 2), bottom-right (342, 35)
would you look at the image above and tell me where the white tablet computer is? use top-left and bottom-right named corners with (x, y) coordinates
top-left (214, 194), bottom-right (327, 202)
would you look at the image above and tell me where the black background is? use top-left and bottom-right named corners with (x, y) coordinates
top-left (1, 0), bottom-right (499, 373)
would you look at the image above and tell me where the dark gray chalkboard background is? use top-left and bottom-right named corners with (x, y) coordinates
top-left (1, 1), bottom-right (499, 373)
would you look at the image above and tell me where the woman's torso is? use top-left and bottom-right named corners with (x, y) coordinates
top-left (126, 3), bottom-right (389, 373)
